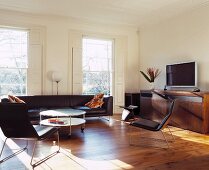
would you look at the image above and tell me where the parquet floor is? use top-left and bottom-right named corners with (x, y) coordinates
top-left (1, 115), bottom-right (209, 170)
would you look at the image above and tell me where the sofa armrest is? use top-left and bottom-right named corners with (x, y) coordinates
top-left (103, 96), bottom-right (113, 116)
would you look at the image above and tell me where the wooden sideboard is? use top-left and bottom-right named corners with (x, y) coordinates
top-left (140, 89), bottom-right (209, 134)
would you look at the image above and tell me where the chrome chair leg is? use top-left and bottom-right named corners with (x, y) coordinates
top-left (167, 126), bottom-right (175, 141)
top-left (30, 131), bottom-right (60, 168)
top-left (0, 138), bottom-right (28, 163)
top-left (57, 130), bottom-right (60, 151)
top-left (99, 116), bottom-right (111, 121)
top-left (0, 138), bottom-right (7, 159)
top-left (129, 125), bottom-right (172, 148)
top-left (160, 130), bottom-right (169, 148)
top-left (30, 140), bottom-right (37, 167)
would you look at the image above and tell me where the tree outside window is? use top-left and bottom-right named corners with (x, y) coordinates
top-left (82, 38), bottom-right (113, 96)
top-left (0, 28), bottom-right (28, 96)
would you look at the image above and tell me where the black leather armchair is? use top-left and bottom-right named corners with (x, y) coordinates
top-left (0, 103), bottom-right (60, 168)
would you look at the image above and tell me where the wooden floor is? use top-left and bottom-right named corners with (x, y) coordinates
top-left (1, 115), bottom-right (209, 170)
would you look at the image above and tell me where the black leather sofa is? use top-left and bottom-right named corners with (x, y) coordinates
top-left (16, 95), bottom-right (113, 123)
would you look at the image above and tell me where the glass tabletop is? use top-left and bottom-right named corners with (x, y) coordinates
top-left (40, 108), bottom-right (86, 117)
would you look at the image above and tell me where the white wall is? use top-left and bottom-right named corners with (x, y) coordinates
top-left (139, 5), bottom-right (209, 91)
top-left (0, 10), bottom-right (139, 97)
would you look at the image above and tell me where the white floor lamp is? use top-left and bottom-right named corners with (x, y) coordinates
top-left (52, 71), bottom-right (62, 95)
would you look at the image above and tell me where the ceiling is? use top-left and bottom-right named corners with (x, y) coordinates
top-left (0, 0), bottom-right (209, 27)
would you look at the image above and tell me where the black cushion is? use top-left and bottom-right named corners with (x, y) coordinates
top-left (130, 118), bottom-right (160, 131)
top-left (73, 106), bottom-right (106, 115)
top-left (28, 108), bottom-right (47, 120)
top-left (1, 98), bottom-right (10, 103)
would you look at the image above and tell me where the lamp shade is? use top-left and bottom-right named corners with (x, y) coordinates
top-left (52, 71), bottom-right (62, 82)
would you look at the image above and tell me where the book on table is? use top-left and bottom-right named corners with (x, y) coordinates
top-left (48, 118), bottom-right (68, 125)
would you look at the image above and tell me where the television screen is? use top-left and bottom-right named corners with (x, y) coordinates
top-left (166, 61), bottom-right (197, 87)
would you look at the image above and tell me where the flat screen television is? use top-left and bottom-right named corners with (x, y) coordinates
top-left (166, 61), bottom-right (197, 87)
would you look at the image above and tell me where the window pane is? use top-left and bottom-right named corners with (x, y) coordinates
top-left (0, 68), bottom-right (26, 95)
top-left (83, 72), bottom-right (111, 95)
top-left (0, 29), bottom-right (28, 68)
top-left (82, 38), bottom-right (113, 95)
top-left (0, 28), bottom-right (28, 95)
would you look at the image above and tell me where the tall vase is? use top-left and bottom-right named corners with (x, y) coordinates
top-left (149, 82), bottom-right (155, 90)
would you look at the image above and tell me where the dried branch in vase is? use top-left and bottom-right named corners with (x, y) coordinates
top-left (140, 68), bottom-right (160, 83)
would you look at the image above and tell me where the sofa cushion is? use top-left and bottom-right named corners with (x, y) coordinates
top-left (8, 95), bottom-right (25, 103)
top-left (28, 108), bottom-right (47, 119)
top-left (85, 93), bottom-right (104, 108)
top-left (73, 106), bottom-right (106, 115)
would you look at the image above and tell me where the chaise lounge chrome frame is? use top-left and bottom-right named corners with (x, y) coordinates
top-left (129, 90), bottom-right (176, 148)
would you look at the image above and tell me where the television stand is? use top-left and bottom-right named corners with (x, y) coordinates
top-left (140, 89), bottom-right (209, 134)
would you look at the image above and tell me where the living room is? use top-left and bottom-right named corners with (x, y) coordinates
top-left (1, 0), bottom-right (209, 169)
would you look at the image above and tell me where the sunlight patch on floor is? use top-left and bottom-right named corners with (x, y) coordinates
top-left (0, 134), bottom-right (134, 170)
top-left (167, 127), bottom-right (209, 145)
top-left (61, 148), bottom-right (134, 170)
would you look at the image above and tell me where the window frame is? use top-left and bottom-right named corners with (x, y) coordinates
top-left (0, 27), bottom-right (29, 96)
top-left (82, 37), bottom-right (114, 96)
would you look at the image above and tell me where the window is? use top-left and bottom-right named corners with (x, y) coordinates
top-left (0, 28), bottom-right (28, 96)
top-left (82, 38), bottom-right (113, 95)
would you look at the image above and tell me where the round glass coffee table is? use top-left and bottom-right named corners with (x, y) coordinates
top-left (40, 108), bottom-right (86, 135)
